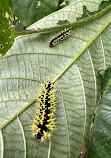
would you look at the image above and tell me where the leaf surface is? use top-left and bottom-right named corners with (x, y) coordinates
top-left (0, 0), bottom-right (111, 157)
top-left (85, 68), bottom-right (111, 158)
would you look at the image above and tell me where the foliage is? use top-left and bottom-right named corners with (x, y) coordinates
top-left (85, 68), bottom-right (111, 158)
top-left (0, 0), bottom-right (111, 158)
top-left (8, 0), bottom-right (59, 26)
top-left (0, 0), bottom-right (14, 55)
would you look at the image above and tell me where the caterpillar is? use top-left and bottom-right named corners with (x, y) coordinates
top-left (49, 27), bottom-right (72, 47)
top-left (32, 80), bottom-right (56, 142)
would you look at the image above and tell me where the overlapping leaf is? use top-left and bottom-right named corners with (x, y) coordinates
top-left (8, 0), bottom-right (59, 26)
top-left (85, 68), bottom-right (111, 158)
top-left (0, 0), bottom-right (15, 55)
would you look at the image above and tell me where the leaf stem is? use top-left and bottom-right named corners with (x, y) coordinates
top-left (15, 3), bottom-right (111, 37)
top-left (52, 19), bottom-right (111, 83)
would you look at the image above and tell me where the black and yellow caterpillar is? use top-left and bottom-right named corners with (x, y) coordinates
top-left (32, 81), bottom-right (56, 142)
top-left (49, 27), bottom-right (72, 47)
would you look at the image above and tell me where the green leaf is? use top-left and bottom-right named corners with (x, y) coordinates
top-left (0, 0), bottom-right (11, 15)
top-left (26, 0), bottom-right (111, 34)
top-left (0, 0), bottom-right (15, 55)
top-left (0, 0), bottom-right (111, 157)
top-left (0, 15), bottom-right (15, 55)
top-left (59, 0), bottom-right (77, 8)
top-left (15, 0), bottom-right (111, 37)
top-left (57, 20), bottom-right (70, 26)
top-left (11, 19), bottom-right (26, 32)
top-left (100, 68), bottom-right (111, 94)
top-left (77, 0), bottom-right (111, 21)
top-left (85, 68), bottom-right (111, 158)
top-left (8, 0), bottom-right (59, 27)
top-left (65, 0), bottom-right (77, 5)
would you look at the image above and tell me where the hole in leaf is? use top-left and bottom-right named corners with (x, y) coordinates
top-left (0, 44), bottom-right (4, 49)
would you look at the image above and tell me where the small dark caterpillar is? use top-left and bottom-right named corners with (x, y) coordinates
top-left (32, 81), bottom-right (56, 142)
top-left (49, 27), bottom-right (72, 47)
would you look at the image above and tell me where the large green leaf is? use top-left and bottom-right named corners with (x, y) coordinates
top-left (85, 68), bottom-right (111, 158)
top-left (0, 0), bottom-right (111, 157)
top-left (26, 0), bottom-right (111, 33)
top-left (0, 0), bottom-right (15, 55)
top-left (8, 0), bottom-right (59, 27)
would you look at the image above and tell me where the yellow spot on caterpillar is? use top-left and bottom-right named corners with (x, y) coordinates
top-left (39, 119), bottom-right (44, 125)
top-left (43, 131), bottom-right (48, 138)
top-left (47, 132), bottom-right (51, 138)
top-left (48, 113), bottom-right (54, 117)
top-left (41, 137), bottom-right (45, 142)
top-left (32, 80), bottom-right (56, 142)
